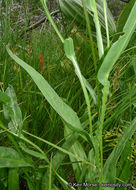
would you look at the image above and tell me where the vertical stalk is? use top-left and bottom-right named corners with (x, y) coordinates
top-left (81, 0), bottom-right (101, 115)
top-left (102, 0), bottom-right (110, 47)
top-left (99, 77), bottom-right (108, 187)
top-left (81, 1), bottom-right (101, 178)
top-left (72, 58), bottom-right (93, 137)
top-left (19, 66), bottom-right (23, 89)
top-left (92, 0), bottom-right (104, 58)
top-left (49, 153), bottom-right (53, 190)
top-left (81, 0), bottom-right (97, 71)
top-left (41, 0), bottom-right (64, 43)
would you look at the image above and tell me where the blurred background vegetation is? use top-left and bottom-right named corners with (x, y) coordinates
top-left (0, 0), bottom-right (135, 189)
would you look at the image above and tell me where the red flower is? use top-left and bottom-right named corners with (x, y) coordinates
top-left (39, 54), bottom-right (45, 74)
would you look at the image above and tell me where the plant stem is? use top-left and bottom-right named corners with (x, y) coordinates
top-left (102, 0), bottom-right (110, 47)
top-left (81, 0), bottom-right (101, 114)
top-left (41, 0), bottom-right (64, 43)
top-left (92, 0), bottom-right (104, 58)
top-left (72, 58), bottom-right (93, 137)
top-left (23, 129), bottom-right (96, 168)
top-left (99, 77), bottom-right (108, 186)
top-left (81, 0), bottom-right (97, 71)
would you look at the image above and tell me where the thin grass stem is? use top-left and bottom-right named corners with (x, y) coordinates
top-left (81, 0), bottom-right (97, 71)
top-left (99, 77), bottom-right (108, 187)
top-left (102, 0), bottom-right (110, 47)
top-left (23, 129), bottom-right (96, 168)
top-left (41, 0), bottom-right (64, 43)
top-left (92, 0), bottom-right (104, 58)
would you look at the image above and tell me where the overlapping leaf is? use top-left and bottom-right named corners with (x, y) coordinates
top-left (97, 3), bottom-right (136, 86)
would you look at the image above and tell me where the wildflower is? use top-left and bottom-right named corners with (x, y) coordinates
top-left (39, 54), bottom-right (45, 74)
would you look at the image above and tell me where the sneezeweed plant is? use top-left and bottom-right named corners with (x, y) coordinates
top-left (0, 0), bottom-right (135, 189)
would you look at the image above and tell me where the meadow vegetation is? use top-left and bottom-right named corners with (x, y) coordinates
top-left (0, 0), bottom-right (136, 189)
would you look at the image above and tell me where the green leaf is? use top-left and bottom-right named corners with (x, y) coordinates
top-left (97, 3), bottom-right (136, 86)
top-left (8, 168), bottom-right (19, 190)
top-left (19, 143), bottom-right (45, 160)
top-left (64, 127), bottom-right (87, 181)
top-left (64, 37), bottom-right (97, 105)
top-left (3, 85), bottom-right (23, 134)
top-left (0, 91), bottom-right (13, 120)
top-left (59, 0), bottom-right (116, 36)
top-left (0, 168), bottom-right (8, 181)
top-left (103, 117), bottom-right (136, 188)
top-left (117, 141), bottom-right (131, 183)
top-left (82, 74), bottom-right (97, 105)
top-left (85, 149), bottom-right (98, 183)
top-left (64, 38), bottom-right (94, 142)
top-left (64, 37), bottom-right (75, 60)
top-left (0, 91), bottom-right (10, 104)
top-left (0, 147), bottom-right (33, 168)
top-left (85, 0), bottom-right (104, 57)
top-left (42, 133), bottom-right (79, 190)
top-left (6, 46), bottom-right (82, 131)
top-left (25, 177), bottom-right (35, 190)
top-left (117, 0), bottom-right (136, 34)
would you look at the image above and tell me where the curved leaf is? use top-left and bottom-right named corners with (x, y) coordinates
top-left (0, 147), bottom-right (33, 168)
top-left (103, 117), bottom-right (136, 188)
top-left (59, 0), bottom-right (116, 36)
top-left (3, 85), bottom-right (23, 134)
top-left (97, 3), bottom-right (136, 86)
top-left (8, 168), bottom-right (19, 190)
top-left (6, 46), bottom-right (82, 131)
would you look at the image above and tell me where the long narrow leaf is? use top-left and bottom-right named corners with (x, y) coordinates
top-left (86, 0), bottom-right (104, 57)
top-left (3, 85), bottom-right (23, 134)
top-left (97, 3), bottom-right (136, 86)
top-left (103, 117), bottom-right (136, 188)
top-left (0, 147), bottom-right (33, 168)
top-left (59, 0), bottom-right (116, 36)
top-left (6, 46), bottom-right (82, 132)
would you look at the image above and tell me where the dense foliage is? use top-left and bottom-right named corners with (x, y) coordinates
top-left (0, 0), bottom-right (136, 190)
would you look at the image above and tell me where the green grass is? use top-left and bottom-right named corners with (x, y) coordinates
top-left (0, 0), bottom-right (136, 189)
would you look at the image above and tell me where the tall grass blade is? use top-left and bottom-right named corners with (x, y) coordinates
top-left (117, 141), bottom-right (131, 183)
top-left (19, 143), bottom-right (45, 159)
top-left (103, 117), bottom-right (136, 188)
top-left (59, 0), bottom-right (116, 36)
top-left (40, 0), bottom-right (64, 43)
top-left (8, 168), bottom-right (19, 190)
top-left (102, 0), bottom-right (110, 47)
top-left (6, 47), bottom-right (82, 131)
top-left (97, 3), bottom-right (136, 86)
top-left (64, 38), bottom-right (93, 137)
top-left (85, 0), bottom-right (104, 57)
top-left (117, 0), bottom-right (136, 34)
top-left (42, 133), bottom-right (79, 190)
top-left (64, 127), bottom-right (87, 181)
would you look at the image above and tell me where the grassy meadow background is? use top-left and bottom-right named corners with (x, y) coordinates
top-left (0, 0), bottom-right (136, 189)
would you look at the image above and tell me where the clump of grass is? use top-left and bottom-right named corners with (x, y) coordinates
top-left (0, 0), bottom-right (136, 190)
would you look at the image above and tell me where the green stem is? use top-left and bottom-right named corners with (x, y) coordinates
top-left (7, 134), bottom-right (34, 186)
top-left (92, 0), bottom-right (104, 58)
top-left (81, 0), bottom-right (97, 71)
top-left (72, 58), bottom-right (93, 138)
top-left (0, 121), bottom-right (49, 164)
top-left (19, 67), bottom-right (23, 89)
top-left (99, 77), bottom-right (108, 187)
top-left (102, 0), bottom-right (110, 47)
top-left (41, 0), bottom-right (64, 43)
top-left (81, 0), bottom-right (101, 114)
top-left (23, 129), bottom-right (96, 168)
